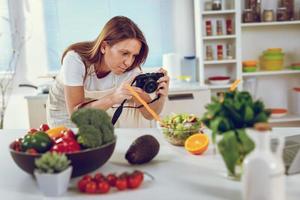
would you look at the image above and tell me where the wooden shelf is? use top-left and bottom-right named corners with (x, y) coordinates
top-left (241, 20), bottom-right (300, 27)
top-left (204, 60), bottom-right (237, 65)
top-left (202, 9), bottom-right (236, 15)
top-left (243, 70), bottom-right (300, 77)
top-left (203, 35), bottom-right (236, 40)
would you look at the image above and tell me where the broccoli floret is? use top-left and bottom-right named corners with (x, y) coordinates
top-left (71, 108), bottom-right (115, 148)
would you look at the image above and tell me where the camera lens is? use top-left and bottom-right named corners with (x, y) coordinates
top-left (144, 80), bottom-right (158, 93)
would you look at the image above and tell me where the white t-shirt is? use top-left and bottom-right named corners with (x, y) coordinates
top-left (58, 50), bottom-right (141, 90)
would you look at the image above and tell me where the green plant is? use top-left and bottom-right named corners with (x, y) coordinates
top-left (71, 108), bottom-right (115, 148)
top-left (35, 152), bottom-right (71, 174)
top-left (201, 90), bottom-right (271, 176)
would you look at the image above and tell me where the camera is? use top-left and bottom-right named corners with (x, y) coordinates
top-left (134, 72), bottom-right (164, 93)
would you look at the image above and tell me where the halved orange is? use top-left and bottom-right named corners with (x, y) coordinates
top-left (184, 133), bottom-right (209, 155)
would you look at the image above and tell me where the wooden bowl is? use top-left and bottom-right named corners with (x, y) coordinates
top-left (9, 137), bottom-right (116, 178)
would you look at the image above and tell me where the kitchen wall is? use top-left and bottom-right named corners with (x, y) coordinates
top-left (3, 0), bottom-right (195, 129)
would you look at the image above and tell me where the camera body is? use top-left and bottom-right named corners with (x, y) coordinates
top-left (134, 72), bottom-right (164, 93)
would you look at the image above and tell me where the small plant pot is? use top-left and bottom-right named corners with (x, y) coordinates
top-left (34, 166), bottom-right (72, 197)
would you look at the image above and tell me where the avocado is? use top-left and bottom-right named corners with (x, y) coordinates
top-left (125, 135), bottom-right (160, 164)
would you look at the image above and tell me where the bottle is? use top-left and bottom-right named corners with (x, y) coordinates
top-left (217, 45), bottom-right (223, 60)
top-left (242, 123), bottom-right (286, 200)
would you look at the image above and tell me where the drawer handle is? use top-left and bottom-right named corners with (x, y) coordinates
top-left (168, 93), bottom-right (194, 101)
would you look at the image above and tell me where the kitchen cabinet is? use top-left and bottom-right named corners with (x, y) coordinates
top-left (194, 0), bottom-right (300, 125)
top-left (24, 95), bottom-right (48, 128)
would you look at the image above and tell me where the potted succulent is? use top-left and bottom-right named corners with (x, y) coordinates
top-left (34, 152), bottom-right (72, 196)
top-left (201, 90), bottom-right (271, 179)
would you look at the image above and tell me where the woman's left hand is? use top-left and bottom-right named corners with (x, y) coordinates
top-left (156, 68), bottom-right (170, 98)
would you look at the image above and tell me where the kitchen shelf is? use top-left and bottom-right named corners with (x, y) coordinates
top-left (241, 20), bottom-right (300, 28)
top-left (203, 35), bottom-right (236, 40)
top-left (204, 59), bottom-right (237, 65)
top-left (269, 114), bottom-right (300, 123)
top-left (243, 70), bottom-right (300, 77)
top-left (202, 10), bottom-right (236, 15)
top-left (205, 84), bottom-right (231, 89)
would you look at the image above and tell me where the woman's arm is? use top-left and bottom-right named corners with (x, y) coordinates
top-left (64, 86), bottom-right (115, 116)
top-left (64, 81), bottom-right (134, 116)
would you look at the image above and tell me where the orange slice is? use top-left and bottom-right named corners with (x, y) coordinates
top-left (184, 133), bottom-right (209, 155)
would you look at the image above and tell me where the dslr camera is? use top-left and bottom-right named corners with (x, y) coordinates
top-left (133, 72), bottom-right (164, 93)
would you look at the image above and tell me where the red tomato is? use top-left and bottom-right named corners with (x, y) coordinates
top-left (77, 179), bottom-right (90, 192)
top-left (39, 124), bottom-right (50, 131)
top-left (132, 170), bottom-right (144, 182)
top-left (26, 148), bottom-right (38, 155)
top-left (82, 175), bottom-right (93, 181)
top-left (97, 180), bottom-right (110, 193)
top-left (115, 178), bottom-right (127, 190)
top-left (106, 174), bottom-right (117, 187)
top-left (94, 173), bottom-right (105, 183)
top-left (27, 128), bottom-right (38, 135)
top-left (85, 181), bottom-right (97, 193)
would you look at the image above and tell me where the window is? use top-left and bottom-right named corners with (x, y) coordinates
top-left (0, 0), bottom-right (13, 72)
top-left (43, 0), bottom-right (174, 71)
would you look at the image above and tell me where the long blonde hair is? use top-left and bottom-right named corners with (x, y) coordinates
top-left (61, 16), bottom-right (148, 76)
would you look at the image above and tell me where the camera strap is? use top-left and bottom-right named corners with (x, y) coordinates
top-left (111, 95), bottom-right (161, 126)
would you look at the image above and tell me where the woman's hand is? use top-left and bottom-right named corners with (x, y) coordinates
top-left (112, 81), bottom-right (133, 104)
top-left (156, 68), bottom-right (170, 98)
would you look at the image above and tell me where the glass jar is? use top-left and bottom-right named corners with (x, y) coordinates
top-left (204, 1), bottom-right (213, 11)
top-left (226, 43), bottom-right (234, 59)
top-left (216, 20), bottom-right (223, 35)
top-left (212, 0), bottom-right (222, 10)
top-left (205, 20), bottom-right (212, 36)
top-left (206, 45), bottom-right (214, 60)
top-left (263, 9), bottom-right (274, 22)
top-left (243, 9), bottom-right (255, 23)
top-left (226, 19), bottom-right (233, 34)
top-left (217, 45), bottom-right (223, 60)
top-left (277, 7), bottom-right (288, 21)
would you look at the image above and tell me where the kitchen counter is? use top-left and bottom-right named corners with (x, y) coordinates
top-left (1, 128), bottom-right (300, 200)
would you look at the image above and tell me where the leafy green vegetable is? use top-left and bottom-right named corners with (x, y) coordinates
top-left (202, 90), bottom-right (270, 176)
top-left (71, 108), bottom-right (115, 148)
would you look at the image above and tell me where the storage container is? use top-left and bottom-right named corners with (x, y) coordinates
top-left (292, 88), bottom-right (300, 115)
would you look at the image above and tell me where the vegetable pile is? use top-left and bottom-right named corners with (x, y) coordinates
top-left (11, 108), bottom-right (115, 154)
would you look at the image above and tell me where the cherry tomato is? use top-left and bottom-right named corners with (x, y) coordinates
top-left (115, 177), bottom-right (127, 190)
top-left (82, 175), bottom-right (93, 181)
top-left (97, 180), bottom-right (110, 193)
top-left (26, 148), bottom-right (38, 155)
top-left (39, 124), bottom-right (50, 131)
top-left (106, 174), bottom-right (117, 187)
top-left (27, 128), bottom-right (38, 135)
top-left (85, 181), bottom-right (97, 193)
top-left (94, 173), bottom-right (105, 183)
top-left (77, 179), bottom-right (90, 192)
top-left (132, 170), bottom-right (144, 182)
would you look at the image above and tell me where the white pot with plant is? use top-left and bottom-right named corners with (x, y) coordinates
top-left (34, 152), bottom-right (72, 197)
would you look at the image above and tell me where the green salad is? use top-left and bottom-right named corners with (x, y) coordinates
top-left (160, 113), bottom-right (201, 140)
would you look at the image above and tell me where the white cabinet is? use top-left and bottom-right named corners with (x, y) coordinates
top-left (25, 95), bottom-right (48, 128)
top-left (194, 0), bottom-right (300, 125)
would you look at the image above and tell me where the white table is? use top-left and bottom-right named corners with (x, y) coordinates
top-left (1, 128), bottom-right (300, 200)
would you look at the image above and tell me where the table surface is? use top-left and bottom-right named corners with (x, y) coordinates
top-left (1, 128), bottom-right (300, 200)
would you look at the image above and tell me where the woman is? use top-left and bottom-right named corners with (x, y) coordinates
top-left (46, 16), bottom-right (169, 128)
